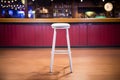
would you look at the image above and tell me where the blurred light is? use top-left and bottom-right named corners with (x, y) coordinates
top-left (15, 8), bottom-right (17, 10)
top-left (2, 10), bottom-right (5, 14)
top-left (28, 10), bottom-right (35, 18)
top-left (102, 0), bottom-right (105, 2)
top-left (22, 5), bottom-right (25, 7)
top-left (23, 8), bottom-right (25, 10)
top-left (21, 0), bottom-right (25, 4)
top-left (4, 1), bottom-right (6, 3)
top-left (11, 7), bottom-right (14, 9)
top-left (18, 11), bottom-right (25, 18)
top-left (2, 6), bottom-right (5, 8)
top-left (1, 0), bottom-right (3, 2)
top-left (9, 10), bottom-right (13, 16)
top-left (18, 7), bottom-right (20, 9)
top-left (81, 0), bottom-right (83, 2)
top-left (8, 1), bottom-right (10, 3)
top-left (18, 11), bottom-right (24, 14)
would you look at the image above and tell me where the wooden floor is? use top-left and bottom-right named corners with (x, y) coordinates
top-left (0, 48), bottom-right (120, 80)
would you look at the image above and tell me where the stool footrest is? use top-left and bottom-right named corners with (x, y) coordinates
top-left (51, 50), bottom-right (71, 54)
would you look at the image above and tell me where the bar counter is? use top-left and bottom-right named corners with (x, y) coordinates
top-left (0, 18), bottom-right (120, 23)
top-left (0, 18), bottom-right (120, 47)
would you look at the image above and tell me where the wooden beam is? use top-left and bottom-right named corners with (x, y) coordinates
top-left (25, 0), bottom-right (28, 18)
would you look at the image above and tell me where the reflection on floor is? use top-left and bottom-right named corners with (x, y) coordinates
top-left (0, 48), bottom-right (120, 80)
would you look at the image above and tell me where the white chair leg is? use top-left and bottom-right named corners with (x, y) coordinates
top-left (66, 29), bottom-right (73, 72)
top-left (50, 52), bottom-right (54, 72)
top-left (50, 29), bottom-right (56, 72)
top-left (68, 52), bottom-right (73, 72)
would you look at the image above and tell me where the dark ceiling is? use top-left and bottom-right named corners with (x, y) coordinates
top-left (27, 0), bottom-right (120, 7)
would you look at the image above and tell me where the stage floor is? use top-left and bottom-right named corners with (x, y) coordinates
top-left (0, 48), bottom-right (120, 80)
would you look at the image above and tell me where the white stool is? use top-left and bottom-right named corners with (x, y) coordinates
top-left (50, 23), bottom-right (72, 73)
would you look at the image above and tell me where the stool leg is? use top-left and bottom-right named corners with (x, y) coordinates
top-left (50, 29), bottom-right (56, 72)
top-left (66, 29), bottom-right (73, 72)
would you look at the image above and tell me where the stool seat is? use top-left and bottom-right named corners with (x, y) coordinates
top-left (51, 23), bottom-right (70, 29)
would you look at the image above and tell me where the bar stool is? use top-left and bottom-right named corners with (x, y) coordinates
top-left (50, 23), bottom-right (72, 73)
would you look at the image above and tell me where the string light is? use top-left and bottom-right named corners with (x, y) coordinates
top-left (8, 1), bottom-right (10, 3)
top-left (1, 0), bottom-right (25, 10)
